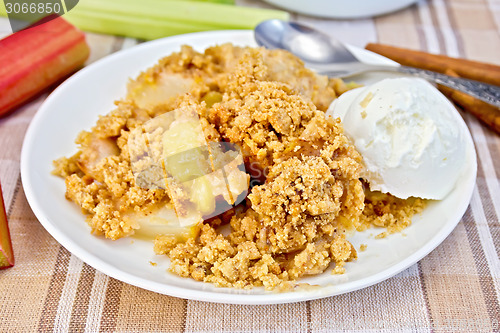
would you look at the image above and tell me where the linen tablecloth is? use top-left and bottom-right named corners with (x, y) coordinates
top-left (1, 0), bottom-right (499, 331)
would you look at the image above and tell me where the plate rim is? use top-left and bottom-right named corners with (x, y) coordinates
top-left (20, 29), bottom-right (477, 305)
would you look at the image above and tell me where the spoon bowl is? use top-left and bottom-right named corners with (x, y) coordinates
top-left (255, 20), bottom-right (357, 64)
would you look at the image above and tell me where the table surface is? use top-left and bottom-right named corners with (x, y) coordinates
top-left (1, 0), bottom-right (499, 332)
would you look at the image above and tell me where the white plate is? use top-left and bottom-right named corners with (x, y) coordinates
top-left (262, 0), bottom-right (419, 19)
top-left (21, 30), bottom-right (476, 305)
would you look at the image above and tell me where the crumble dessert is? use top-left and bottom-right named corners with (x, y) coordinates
top-left (53, 44), bottom-right (425, 290)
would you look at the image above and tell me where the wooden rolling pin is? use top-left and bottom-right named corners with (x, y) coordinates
top-left (365, 43), bottom-right (500, 134)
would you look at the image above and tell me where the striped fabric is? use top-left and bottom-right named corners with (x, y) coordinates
top-left (0, 0), bottom-right (499, 331)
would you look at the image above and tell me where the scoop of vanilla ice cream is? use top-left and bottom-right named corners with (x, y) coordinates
top-left (326, 77), bottom-right (466, 200)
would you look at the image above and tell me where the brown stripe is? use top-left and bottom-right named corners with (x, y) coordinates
top-left (443, 0), bottom-right (466, 58)
top-left (306, 300), bottom-right (312, 333)
top-left (181, 299), bottom-right (188, 332)
top-left (417, 261), bottom-right (435, 332)
top-left (6, 173), bottom-right (22, 218)
top-left (98, 277), bottom-right (124, 331)
top-left (428, 2), bottom-right (447, 54)
top-left (68, 263), bottom-right (97, 331)
top-left (412, 4), bottom-right (429, 52)
top-left (462, 204), bottom-right (500, 330)
top-left (37, 246), bottom-right (72, 332)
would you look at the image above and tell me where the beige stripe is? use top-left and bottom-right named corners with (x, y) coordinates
top-left (185, 300), bottom-right (307, 332)
top-left (447, 0), bottom-right (500, 64)
top-left (374, 7), bottom-right (421, 49)
top-left (84, 271), bottom-right (109, 332)
top-left (449, 0), bottom-right (498, 30)
top-left (310, 265), bottom-right (431, 332)
top-left (112, 283), bottom-right (185, 332)
top-left (53, 255), bottom-right (84, 332)
top-left (459, 27), bottom-right (500, 64)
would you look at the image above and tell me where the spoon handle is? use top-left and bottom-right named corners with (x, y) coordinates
top-left (397, 66), bottom-right (500, 109)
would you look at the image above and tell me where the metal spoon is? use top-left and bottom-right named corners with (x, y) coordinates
top-left (255, 19), bottom-right (500, 109)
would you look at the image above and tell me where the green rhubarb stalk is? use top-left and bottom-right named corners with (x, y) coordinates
top-left (0, 1), bottom-right (8, 17)
top-left (65, 9), bottom-right (220, 40)
top-left (178, 0), bottom-right (235, 4)
top-left (0, 182), bottom-right (14, 269)
top-left (75, 0), bottom-right (288, 29)
top-left (66, 0), bottom-right (289, 39)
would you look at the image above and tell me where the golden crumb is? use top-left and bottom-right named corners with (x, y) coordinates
top-left (358, 190), bottom-right (427, 235)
